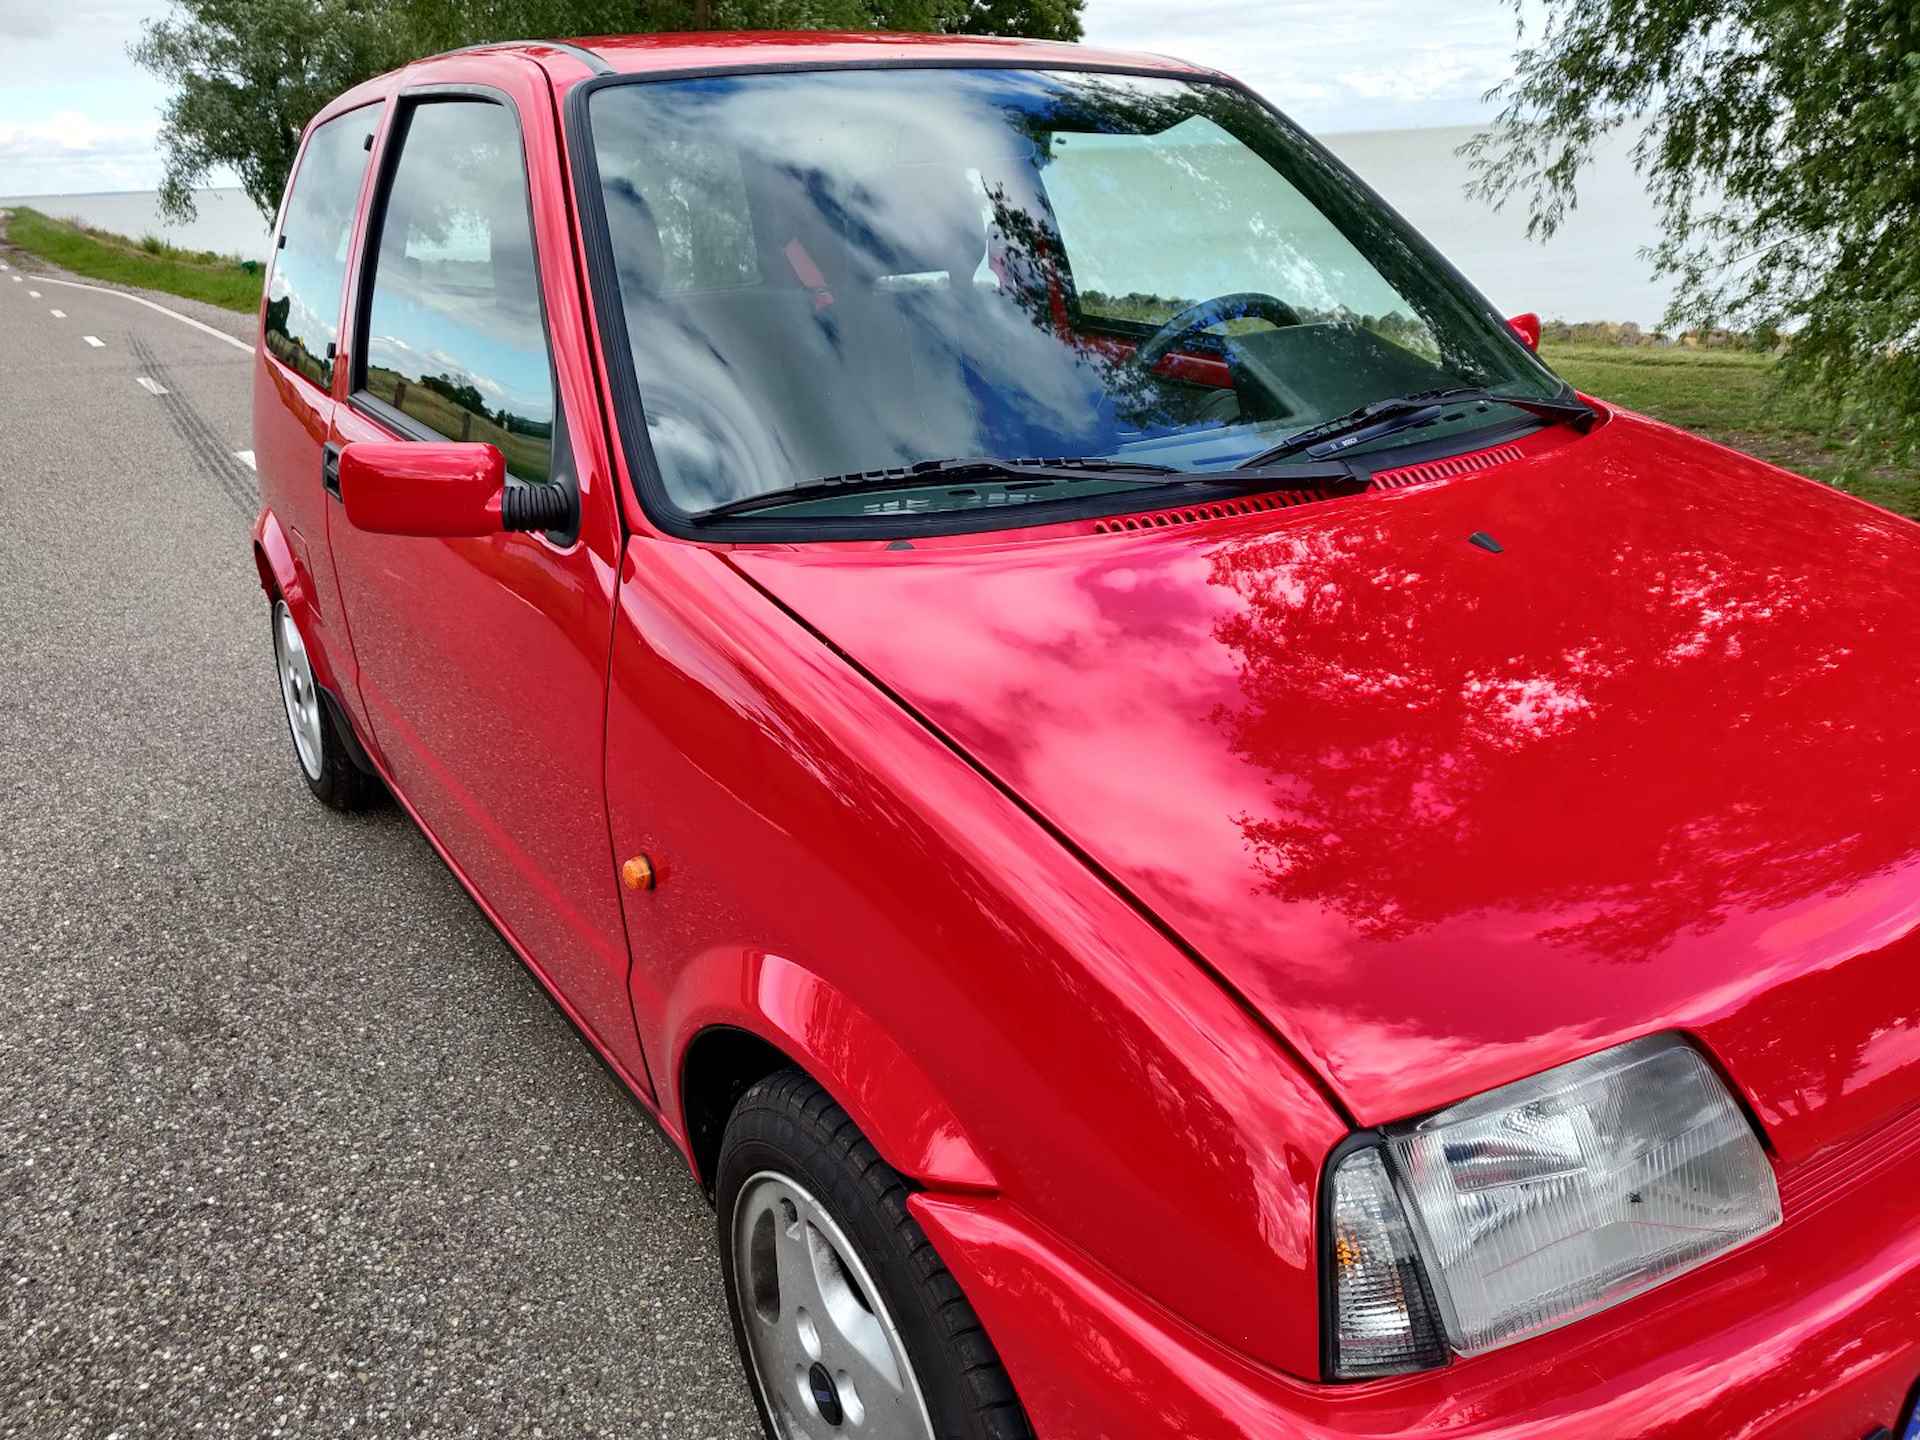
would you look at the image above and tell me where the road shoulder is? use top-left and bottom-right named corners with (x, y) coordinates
top-left (0, 207), bottom-right (257, 347)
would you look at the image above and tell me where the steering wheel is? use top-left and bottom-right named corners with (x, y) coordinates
top-left (1130, 292), bottom-right (1304, 374)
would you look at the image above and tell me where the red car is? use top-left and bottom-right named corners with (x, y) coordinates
top-left (250, 31), bottom-right (1920, 1440)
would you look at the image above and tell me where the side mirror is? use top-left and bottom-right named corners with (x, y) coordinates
top-left (340, 441), bottom-right (505, 537)
top-left (1507, 312), bottom-right (1542, 352)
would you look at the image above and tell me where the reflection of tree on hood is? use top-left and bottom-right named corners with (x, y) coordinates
top-left (1205, 505), bottom-right (1920, 967)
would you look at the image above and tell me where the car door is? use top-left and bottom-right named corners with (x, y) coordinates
top-left (253, 100), bottom-right (385, 729)
top-left (323, 61), bottom-right (648, 1090)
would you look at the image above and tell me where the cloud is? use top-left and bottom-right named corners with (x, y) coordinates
top-left (0, 112), bottom-right (157, 161)
top-left (0, 110), bottom-right (164, 196)
top-left (0, 0), bottom-right (158, 41)
top-left (0, 0), bottom-right (172, 195)
top-left (0, 0), bottom-right (1548, 197)
top-left (1082, 0), bottom-right (1543, 134)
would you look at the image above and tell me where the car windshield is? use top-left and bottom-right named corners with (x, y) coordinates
top-left (584, 67), bottom-right (1565, 521)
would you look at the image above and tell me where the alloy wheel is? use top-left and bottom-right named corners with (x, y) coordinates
top-left (731, 1171), bottom-right (938, 1440)
top-left (273, 601), bottom-right (325, 782)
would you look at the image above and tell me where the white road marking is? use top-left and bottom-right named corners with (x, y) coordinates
top-left (9, 275), bottom-right (19, 283)
top-left (234, 450), bottom-right (256, 471)
top-left (27, 290), bottom-right (40, 298)
top-left (135, 376), bottom-right (170, 396)
top-left (49, 309), bottom-right (65, 319)
top-left (25, 274), bottom-right (253, 355)
top-left (82, 335), bottom-right (105, 349)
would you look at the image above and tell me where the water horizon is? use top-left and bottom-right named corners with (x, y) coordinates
top-left (0, 185), bottom-right (276, 265)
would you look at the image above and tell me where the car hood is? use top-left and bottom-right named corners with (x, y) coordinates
top-left (730, 414), bottom-right (1920, 1164)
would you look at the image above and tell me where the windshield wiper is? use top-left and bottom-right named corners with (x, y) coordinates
top-left (695, 454), bottom-right (1348, 522)
top-left (696, 457), bottom-right (1173, 521)
top-left (1236, 386), bottom-right (1598, 470)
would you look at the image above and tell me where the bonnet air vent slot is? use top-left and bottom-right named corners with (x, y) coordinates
top-left (1371, 442), bottom-right (1527, 490)
top-left (1091, 441), bottom-right (1528, 536)
top-left (1091, 490), bottom-right (1325, 534)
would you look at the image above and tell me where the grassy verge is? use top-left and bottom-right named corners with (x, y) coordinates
top-left (1545, 342), bottom-right (1919, 520)
top-left (0, 206), bottom-right (262, 314)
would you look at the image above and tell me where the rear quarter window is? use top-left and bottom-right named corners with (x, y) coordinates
top-left (265, 106), bottom-right (381, 390)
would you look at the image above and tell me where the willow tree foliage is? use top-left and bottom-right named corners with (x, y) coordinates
top-left (132, 0), bottom-right (1084, 223)
top-left (1465, 2), bottom-right (1920, 465)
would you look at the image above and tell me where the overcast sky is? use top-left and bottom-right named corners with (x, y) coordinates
top-left (0, 0), bottom-right (1541, 197)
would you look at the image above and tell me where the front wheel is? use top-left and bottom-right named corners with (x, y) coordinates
top-left (717, 1071), bottom-right (1031, 1440)
top-left (271, 599), bottom-right (374, 811)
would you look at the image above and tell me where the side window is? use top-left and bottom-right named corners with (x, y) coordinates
top-left (265, 105), bottom-right (380, 390)
top-left (359, 99), bottom-right (555, 483)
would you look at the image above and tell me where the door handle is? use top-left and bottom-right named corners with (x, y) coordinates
top-left (322, 442), bottom-right (342, 500)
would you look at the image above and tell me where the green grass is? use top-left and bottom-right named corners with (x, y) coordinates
top-left (1545, 342), bottom-right (1920, 520)
top-left (0, 206), bottom-right (262, 314)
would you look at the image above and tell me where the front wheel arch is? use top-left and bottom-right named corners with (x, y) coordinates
top-left (670, 955), bottom-right (998, 1201)
top-left (682, 1025), bottom-right (795, 1198)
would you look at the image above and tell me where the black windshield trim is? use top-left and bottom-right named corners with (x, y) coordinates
top-left (666, 416), bottom-right (1548, 542)
top-left (694, 455), bottom-right (1362, 523)
top-left (564, 62), bottom-right (1570, 545)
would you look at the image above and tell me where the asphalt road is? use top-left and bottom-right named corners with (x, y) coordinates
top-left (0, 240), bottom-right (762, 1436)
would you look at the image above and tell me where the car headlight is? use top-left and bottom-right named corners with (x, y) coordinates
top-left (1325, 1034), bottom-right (1781, 1379)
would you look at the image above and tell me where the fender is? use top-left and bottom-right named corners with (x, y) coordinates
top-left (251, 505), bottom-right (299, 606)
top-left (668, 949), bottom-right (998, 1194)
top-left (252, 507), bottom-right (345, 697)
top-left (605, 534), bottom-right (1340, 1371)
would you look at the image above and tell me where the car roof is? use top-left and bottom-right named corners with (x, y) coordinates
top-left (306, 31), bottom-right (1217, 147)
top-left (443, 30), bottom-right (1212, 81)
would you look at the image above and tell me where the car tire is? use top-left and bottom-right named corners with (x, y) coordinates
top-left (717, 1070), bottom-right (1032, 1440)
top-left (271, 599), bottom-right (374, 812)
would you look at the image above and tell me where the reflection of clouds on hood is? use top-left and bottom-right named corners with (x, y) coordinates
top-left (735, 422), bottom-right (1920, 1149)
